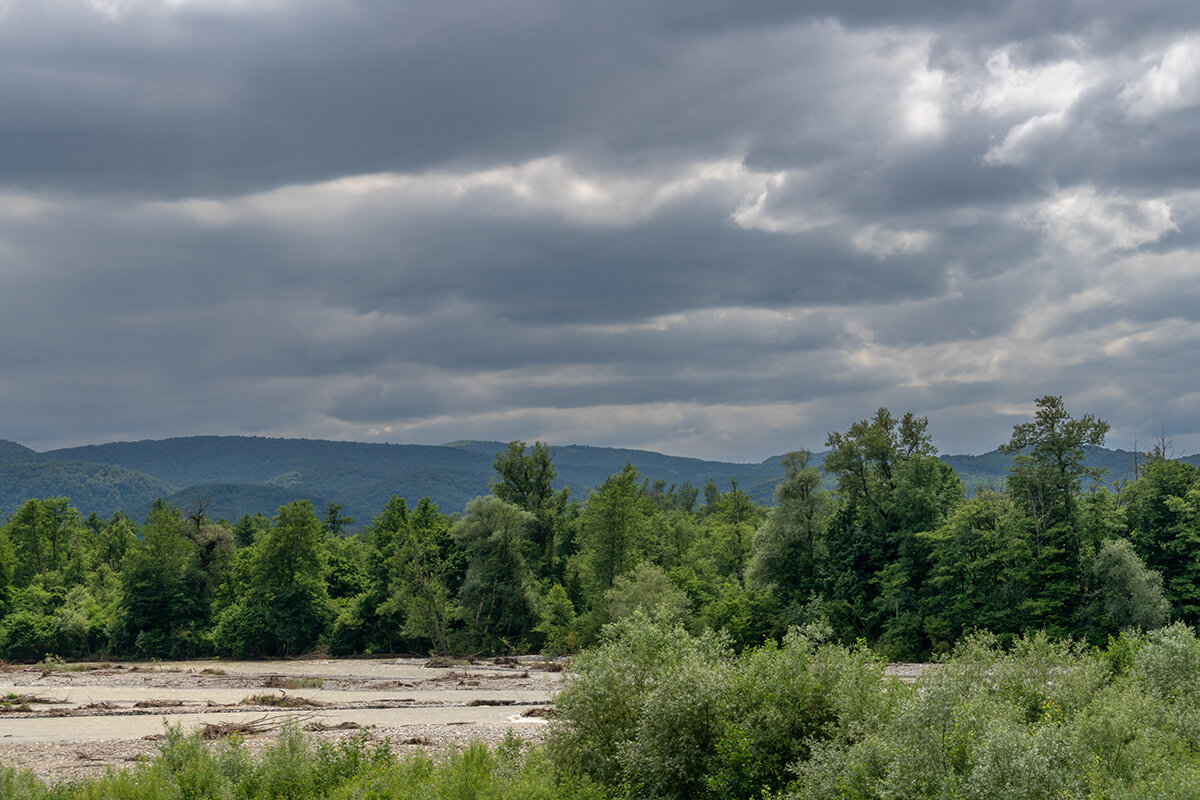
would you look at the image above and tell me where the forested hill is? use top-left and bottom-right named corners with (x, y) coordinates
top-left (6, 436), bottom-right (790, 522)
top-left (0, 435), bottom-right (1194, 524)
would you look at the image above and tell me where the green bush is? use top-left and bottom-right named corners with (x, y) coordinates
top-left (546, 611), bottom-right (732, 790)
top-left (0, 610), bottom-right (57, 661)
top-left (548, 615), bottom-right (892, 800)
top-left (1133, 622), bottom-right (1200, 703)
top-left (618, 652), bottom-right (734, 799)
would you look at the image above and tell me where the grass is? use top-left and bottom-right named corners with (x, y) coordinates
top-left (34, 654), bottom-right (93, 674)
top-left (0, 722), bottom-right (604, 800)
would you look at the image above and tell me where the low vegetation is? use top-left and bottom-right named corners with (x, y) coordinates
top-left (8, 619), bottom-right (1200, 798)
top-left (0, 721), bottom-right (602, 800)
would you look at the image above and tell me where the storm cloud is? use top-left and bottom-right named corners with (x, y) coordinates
top-left (2, 0), bottom-right (1199, 461)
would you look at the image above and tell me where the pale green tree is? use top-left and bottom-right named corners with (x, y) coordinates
top-left (454, 495), bottom-right (538, 650)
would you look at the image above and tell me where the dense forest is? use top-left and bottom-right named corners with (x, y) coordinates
top-left (0, 395), bottom-right (1193, 662)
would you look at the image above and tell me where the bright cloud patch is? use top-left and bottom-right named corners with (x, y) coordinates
top-left (1123, 36), bottom-right (1200, 116)
top-left (155, 157), bottom-right (780, 229)
top-left (1033, 187), bottom-right (1177, 255)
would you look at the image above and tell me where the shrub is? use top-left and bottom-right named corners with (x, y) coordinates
top-left (0, 610), bottom-right (57, 661)
top-left (546, 611), bottom-right (732, 790)
top-left (1132, 622), bottom-right (1200, 703)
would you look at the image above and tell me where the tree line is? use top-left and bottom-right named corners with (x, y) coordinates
top-left (0, 395), bottom-right (1193, 661)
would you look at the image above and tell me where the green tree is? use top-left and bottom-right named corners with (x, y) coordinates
top-left (454, 495), bottom-right (539, 651)
top-left (491, 441), bottom-right (571, 579)
top-left (386, 497), bottom-right (460, 655)
top-left (535, 582), bottom-right (577, 655)
top-left (572, 464), bottom-right (655, 600)
top-left (4, 498), bottom-right (90, 588)
top-left (344, 495), bottom-right (412, 654)
top-left (748, 450), bottom-right (830, 610)
top-left (323, 502), bottom-right (354, 536)
top-left (1000, 395), bottom-right (1110, 632)
top-left (121, 500), bottom-right (206, 657)
top-left (1123, 457), bottom-right (1200, 622)
top-left (232, 512), bottom-right (270, 548)
top-left (1088, 537), bottom-right (1169, 634)
top-left (604, 560), bottom-right (691, 627)
top-left (821, 409), bottom-right (955, 655)
top-left (697, 479), bottom-right (763, 585)
top-left (213, 500), bottom-right (332, 657)
top-left (920, 491), bottom-right (1034, 650)
top-left (95, 512), bottom-right (136, 571)
top-left (0, 523), bottom-right (14, 617)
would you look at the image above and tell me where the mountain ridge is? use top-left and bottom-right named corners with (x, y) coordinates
top-left (0, 435), bottom-right (1195, 525)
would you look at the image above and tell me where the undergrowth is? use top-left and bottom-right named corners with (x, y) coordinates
top-left (0, 722), bottom-right (603, 800)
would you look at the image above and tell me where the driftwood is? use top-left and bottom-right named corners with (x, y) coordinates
top-left (305, 720), bottom-right (362, 732)
top-left (82, 701), bottom-right (118, 710)
top-left (199, 712), bottom-right (320, 739)
top-left (240, 691), bottom-right (325, 708)
top-left (2, 693), bottom-right (67, 705)
top-left (521, 706), bottom-right (554, 718)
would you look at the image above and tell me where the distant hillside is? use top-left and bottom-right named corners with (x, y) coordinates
top-left (0, 460), bottom-right (175, 519)
top-left (941, 447), bottom-right (1190, 492)
top-left (0, 439), bottom-right (38, 463)
top-left (39, 436), bottom-right (789, 523)
top-left (0, 435), bottom-right (1194, 525)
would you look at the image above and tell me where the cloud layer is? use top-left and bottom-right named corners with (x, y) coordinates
top-left (3, 0), bottom-right (1200, 461)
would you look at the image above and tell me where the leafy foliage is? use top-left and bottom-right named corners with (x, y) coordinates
top-left (0, 397), bottom-right (1195, 666)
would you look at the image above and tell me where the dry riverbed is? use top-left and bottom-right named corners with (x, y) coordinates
top-left (0, 656), bottom-right (563, 782)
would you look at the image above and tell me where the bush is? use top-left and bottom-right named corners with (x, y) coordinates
top-left (7, 723), bottom-right (598, 800)
top-left (1132, 622), bottom-right (1200, 703)
top-left (546, 611), bottom-right (732, 791)
top-left (619, 652), bottom-right (734, 799)
top-left (548, 615), bottom-right (891, 800)
top-left (0, 610), bottom-right (57, 661)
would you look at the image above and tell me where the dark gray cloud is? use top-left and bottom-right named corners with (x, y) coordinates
top-left (2, 0), bottom-right (1200, 462)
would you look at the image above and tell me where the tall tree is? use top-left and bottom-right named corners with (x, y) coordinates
top-left (323, 502), bottom-right (354, 536)
top-left (1123, 457), bottom-right (1200, 622)
top-left (748, 450), bottom-right (830, 611)
top-left (920, 491), bottom-right (1034, 650)
top-left (4, 498), bottom-right (89, 588)
top-left (213, 500), bottom-right (332, 657)
top-left (121, 500), bottom-right (206, 657)
top-left (491, 441), bottom-right (570, 578)
top-left (821, 409), bottom-right (955, 655)
top-left (387, 497), bottom-right (460, 655)
top-left (999, 395), bottom-right (1109, 631)
top-left (454, 495), bottom-right (538, 651)
top-left (573, 463), bottom-right (655, 599)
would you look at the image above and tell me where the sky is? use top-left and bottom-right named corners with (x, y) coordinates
top-left (3, 0), bottom-right (1200, 463)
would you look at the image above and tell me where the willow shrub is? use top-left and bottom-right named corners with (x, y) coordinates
top-left (546, 613), bottom-right (891, 800)
top-left (790, 628), bottom-right (1200, 800)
